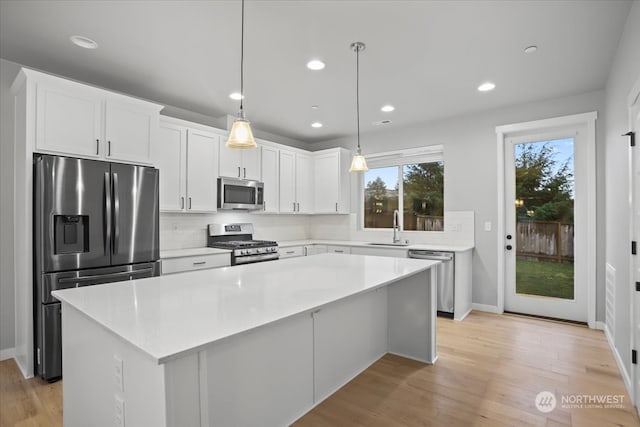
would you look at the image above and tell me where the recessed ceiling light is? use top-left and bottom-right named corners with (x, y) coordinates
top-left (477, 82), bottom-right (496, 92)
top-left (306, 60), bottom-right (326, 71)
top-left (311, 122), bottom-right (323, 128)
top-left (311, 105), bottom-right (319, 109)
top-left (381, 105), bottom-right (395, 112)
top-left (229, 92), bottom-right (244, 100)
top-left (70, 35), bottom-right (98, 49)
top-left (524, 45), bottom-right (538, 54)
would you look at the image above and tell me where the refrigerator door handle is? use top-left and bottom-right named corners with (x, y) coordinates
top-left (104, 172), bottom-right (112, 255)
top-left (57, 268), bottom-right (154, 285)
top-left (113, 172), bottom-right (120, 255)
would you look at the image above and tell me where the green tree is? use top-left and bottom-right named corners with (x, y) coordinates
top-left (365, 177), bottom-right (387, 200)
top-left (515, 143), bottom-right (573, 222)
top-left (403, 162), bottom-right (444, 216)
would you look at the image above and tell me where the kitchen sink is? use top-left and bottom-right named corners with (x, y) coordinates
top-left (366, 242), bottom-right (410, 247)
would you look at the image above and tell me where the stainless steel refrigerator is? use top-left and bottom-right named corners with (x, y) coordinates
top-left (34, 154), bottom-right (161, 381)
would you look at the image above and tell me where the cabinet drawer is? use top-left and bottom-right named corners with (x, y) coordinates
top-left (327, 245), bottom-right (351, 254)
top-left (162, 254), bottom-right (230, 274)
top-left (279, 246), bottom-right (305, 259)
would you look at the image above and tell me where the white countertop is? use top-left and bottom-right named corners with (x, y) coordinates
top-left (52, 254), bottom-right (438, 364)
top-left (278, 239), bottom-right (474, 252)
top-left (160, 247), bottom-right (231, 259)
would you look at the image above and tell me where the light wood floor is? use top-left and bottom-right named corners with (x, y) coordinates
top-left (1, 312), bottom-right (638, 426)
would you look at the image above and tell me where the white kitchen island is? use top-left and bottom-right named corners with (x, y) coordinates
top-left (53, 253), bottom-right (439, 427)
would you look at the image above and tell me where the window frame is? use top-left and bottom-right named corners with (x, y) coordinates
top-left (359, 145), bottom-right (444, 232)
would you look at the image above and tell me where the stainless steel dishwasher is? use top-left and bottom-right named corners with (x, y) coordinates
top-left (408, 250), bottom-right (455, 318)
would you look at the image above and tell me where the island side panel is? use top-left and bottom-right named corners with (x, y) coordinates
top-left (387, 269), bottom-right (437, 364)
top-left (61, 303), bottom-right (167, 427)
top-left (199, 312), bottom-right (314, 427)
top-left (313, 286), bottom-right (388, 404)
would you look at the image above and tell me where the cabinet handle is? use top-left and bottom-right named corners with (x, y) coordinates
top-left (263, 201), bottom-right (266, 211)
top-left (108, 141), bottom-right (111, 156)
top-left (293, 202), bottom-right (296, 212)
top-left (334, 250), bottom-right (344, 253)
top-left (285, 250), bottom-right (295, 254)
top-left (188, 197), bottom-right (192, 210)
top-left (192, 261), bottom-right (206, 266)
top-left (335, 202), bottom-right (338, 212)
top-left (297, 202), bottom-right (300, 212)
top-left (96, 139), bottom-right (99, 155)
top-left (237, 166), bottom-right (241, 177)
top-left (181, 197), bottom-right (185, 209)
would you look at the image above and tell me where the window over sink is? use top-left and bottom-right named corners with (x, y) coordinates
top-left (362, 146), bottom-right (444, 232)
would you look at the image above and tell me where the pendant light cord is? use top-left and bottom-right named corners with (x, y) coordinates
top-left (240, 0), bottom-right (245, 113)
top-left (356, 44), bottom-right (360, 151)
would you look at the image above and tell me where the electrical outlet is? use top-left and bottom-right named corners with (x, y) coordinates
top-left (115, 396), bottom-right (125, 427)
top-left (114, 355), bottom-right (124, 392)
top-left (484, 221), bottom-right (492, 232)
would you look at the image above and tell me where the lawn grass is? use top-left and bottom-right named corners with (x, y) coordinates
top-left (516, 257), bottom-right (574, 299)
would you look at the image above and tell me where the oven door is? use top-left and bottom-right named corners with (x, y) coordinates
top-left (217, 177), bottom-right (264, 210)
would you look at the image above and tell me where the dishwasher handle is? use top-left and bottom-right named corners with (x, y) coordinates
top-left (408, 250), bottom-right (454, 261)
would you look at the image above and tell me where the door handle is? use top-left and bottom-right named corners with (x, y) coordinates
top-left (243, 168), bottom-right (246, 178)
top-left (181, 197), bottom-right (185, 209)
top-left (237, 166), bottom-right (241, 177)
top-left (506, 245), bottom-right (513, 250)
top-left (104, 172), bottom-right (111, 255)
top-left (189, 197), bottom-right (192, 210)
top-left (113, 173), bottom-right (120, 255)
top-left (96, 139), bottom-right (100, 155)
top-left (108, 141), bottom-right (111, 156)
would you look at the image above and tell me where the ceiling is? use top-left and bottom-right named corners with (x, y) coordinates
top-left (0, 0), bottom-right (632, 143)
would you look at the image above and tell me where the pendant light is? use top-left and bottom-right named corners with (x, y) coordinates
top-left (349, 41), bottom-right (368, 172)
top-left (226, 0), bottom-right (257, 149)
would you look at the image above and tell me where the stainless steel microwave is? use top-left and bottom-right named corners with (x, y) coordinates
top-left (217, 177), bottom-right (264, 210)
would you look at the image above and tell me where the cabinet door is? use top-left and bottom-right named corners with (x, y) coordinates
top-left (314, 152), bottom-right (340, 213)
top-left (261, 145), bottom-right (279, 213)
top-left (279, 150), bottom-right (296, 213)
top-left (186, 129), bottom-right (218, 212)
top-left (35, 80), bottom-right (102, 158)
top-left (104, 100), bottom-right (156, 164)
top-left (218, 142), bottom-right (243, 178)
top-left (295, 153), bottom-right (314, 213)
top-left (241, 147), bottom-right (261, 180)
top-left (154, 123), bottom-right (186, 211)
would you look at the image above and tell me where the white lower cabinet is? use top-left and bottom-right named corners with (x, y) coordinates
top-left (280, 246), bottom-right (305, 259)
top-left (161, 253), bottom-right (230, 275)
top-left (326, 245), bottom-right (351, 254)
top-left (304, 245), bottom-right (327, 256)
top-left (350, 246), bottom-right (408, 258)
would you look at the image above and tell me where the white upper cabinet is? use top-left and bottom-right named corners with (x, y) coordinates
top-left (28, 69), bottom-right (162, 164)
top-left (295, 153), bottom-right (313, 214)
top-left (219, 142), bottom-right (261, 180)
top-left (313, 148), bottom-right (351, 214)
top-left (278, 149), bottom-right (314, 214)
top-left (260, 144), bottom-right (280, 213)
top-left (152, 117), bottom-right (219, 213)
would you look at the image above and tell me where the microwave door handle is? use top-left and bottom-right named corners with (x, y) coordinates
top-left (104, 172), bottom-right (112, 255)
top-left (113, 172), bottom-right (120, 255)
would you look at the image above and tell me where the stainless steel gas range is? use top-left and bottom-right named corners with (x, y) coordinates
top-left (207, 223), bottom-right (279, 265)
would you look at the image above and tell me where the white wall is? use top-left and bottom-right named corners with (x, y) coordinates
top-left (604, 0), bottom-right (640, 384)
top-left (311, 90), bottom-right (607, 313)
top-left (0, 59), bottom-right (19, 356)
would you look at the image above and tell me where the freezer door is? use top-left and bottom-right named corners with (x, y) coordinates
top-left (110, 163), bottom-right (159, 265)
top-left (35, 155), bottom-right (111, 272)
top-left (38, 303), bottom-right (62, 381)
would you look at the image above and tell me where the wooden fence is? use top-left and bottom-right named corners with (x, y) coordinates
top-left (516, 220), bottom-right (574, 262)
top-left (364, 212), bottom-right (444, 231)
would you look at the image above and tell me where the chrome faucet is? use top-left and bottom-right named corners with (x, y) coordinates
top-left (393, 209), bottom-right (402, 243)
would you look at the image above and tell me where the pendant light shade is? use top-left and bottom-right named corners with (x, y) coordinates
top-left (349, 41), bottom-right (368, 172)
top-left (226, 0), bottom-right (257, 149)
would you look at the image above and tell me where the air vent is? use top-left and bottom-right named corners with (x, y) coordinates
top-left (372, 120), bottom-right (392, 126)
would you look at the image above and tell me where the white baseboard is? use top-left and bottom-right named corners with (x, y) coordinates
top-left (471, 303), bottom-right (500, 314)
top-left (454, 307), bottom-right (473, 321)
top-left (604, 326), bottom-right (633, 401)
top-left (0, 347), bottom-right (15, 361)
top-left (594, 321), bottom-right (605, 331)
